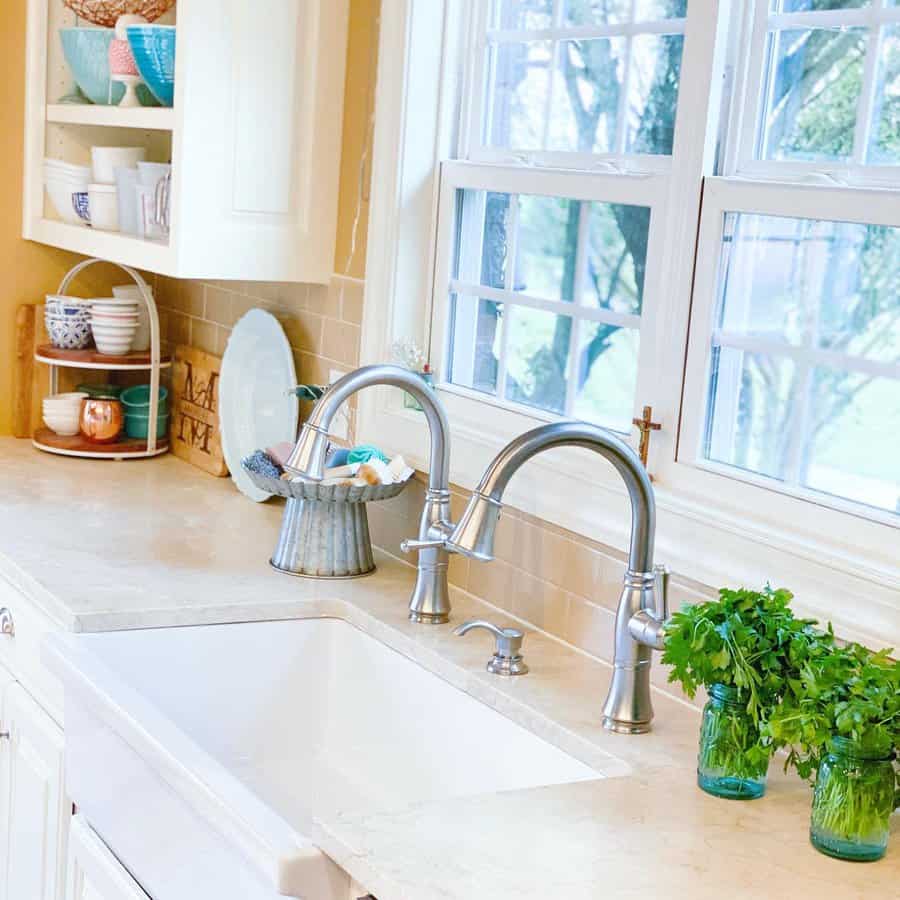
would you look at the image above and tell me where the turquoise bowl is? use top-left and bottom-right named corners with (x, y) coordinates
top-left (120, 384), bottom-right (169, 414)
top-left (126, 26), bottom-right (176, 107)
top-left (124, 411), bottom-right (169, 440)
top-left (59, 28), bottom-right (157, 106)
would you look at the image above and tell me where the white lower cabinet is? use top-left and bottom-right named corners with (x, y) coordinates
top-left (65, 817), bottom-right (149, 900)
top-left (0, 679), bottom-right (68, 900)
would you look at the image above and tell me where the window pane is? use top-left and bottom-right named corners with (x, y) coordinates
top-left (547, 38), bottom-right (624, 154)
top-left (453, 190), bottom-right (511, 289)
top-left (563, 0), bottom-right (631, 26)
top-left (634, 0), bottom-right (687, 19)
top-left (760, 28), bottom-right (866, 161)
top-left (583, 202), bottom-right (649, 314)
top-left (705, 348), bottom-right (800, 481)
top-left (515, 195), bottom-right (580, 300)
top-left (817, 222), bottom-right (900, 361)
top-left (770, 1), bottom-right (868, 11)
top-left (574, 325), bottom-right (640, 431)
top-left (486, 41), bottom-right (551, 150)
top-left (494, 0), bottom-right (553, 30)
top-left (562, 0), bottom-right (686, 24)
top-left (716, 213), bottom-right (900, 362)
top-left (870, 25), bottom-right (900, 164)
top-left (704, 211), bottom-right (900, 514)
top-left (627, 33), bottom-right (684, 155)
top-left (448, 294), bottom-right (502, 396)
top-left (505, 307), bottom-right (570, 414)
top-left (804, 370), bottom-right (900, 512)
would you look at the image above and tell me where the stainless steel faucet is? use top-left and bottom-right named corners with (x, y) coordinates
top-left (445, 421), bottom-right (668, 734)
top-left (283, 364), bottom-right (455, 624)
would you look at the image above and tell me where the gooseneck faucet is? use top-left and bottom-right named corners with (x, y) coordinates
top-left (446, 421), bottom-right (669, 734)
top-left (283, 364), bottom-right (455, 624)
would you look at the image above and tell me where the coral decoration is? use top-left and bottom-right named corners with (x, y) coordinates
top-left (63, 0), bottom-right (176, 28)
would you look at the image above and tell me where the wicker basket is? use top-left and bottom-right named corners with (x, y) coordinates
top-left (63, 0), bottom-right (176, 27)
top-left (242, 463), bottom-right (410, 579)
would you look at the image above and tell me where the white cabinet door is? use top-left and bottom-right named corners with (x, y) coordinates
top-left (65, 816), bottom-right (149, 900)
top-left (0, 681), bottom-right (68, 900)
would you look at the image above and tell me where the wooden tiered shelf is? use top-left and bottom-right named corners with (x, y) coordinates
top-left (35, 344), bottom-right (172, 370)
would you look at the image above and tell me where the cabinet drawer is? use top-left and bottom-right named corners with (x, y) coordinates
top-left (65, 816), bottom-right (149, 900)
top-left (0, 576), bottom-right (64, 724)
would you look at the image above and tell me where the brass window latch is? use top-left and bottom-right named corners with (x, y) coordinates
top-left (632, 405), bottom-right (661, 471)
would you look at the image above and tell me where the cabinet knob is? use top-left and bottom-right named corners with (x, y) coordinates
top-left (0, 608), bottom-right (12, 636)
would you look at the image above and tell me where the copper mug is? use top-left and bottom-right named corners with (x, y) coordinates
top-left (80, 397), bottom-right (123, 443)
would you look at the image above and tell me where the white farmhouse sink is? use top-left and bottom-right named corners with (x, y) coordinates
top-left (46, 617), bottom-right (602, 900)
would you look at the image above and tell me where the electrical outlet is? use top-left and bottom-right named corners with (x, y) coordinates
top-left (328, 368), bottom-right (351, 442)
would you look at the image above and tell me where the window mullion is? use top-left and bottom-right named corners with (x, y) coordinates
top-left (563, 201), bottom-right (592, 416)
top-left (496, 192), bottom-right (520, 401)
top-left (852, 12), bottom-right (885, 165)
top-left (614, 0), bottom-right (638, 155)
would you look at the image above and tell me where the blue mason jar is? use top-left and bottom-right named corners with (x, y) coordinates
top-left (810, 736), bottom-right (895, 862)
top-left (696, 683), bottom-right (768, 800)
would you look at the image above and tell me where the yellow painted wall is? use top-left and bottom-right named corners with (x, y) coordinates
top-left (0, 0), bottom-right (380, 435)
top-left (0, 2), bottom-right (86, 435)
top-left (335, 0), bottom-right (379, 280)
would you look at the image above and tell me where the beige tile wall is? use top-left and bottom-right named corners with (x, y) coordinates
top-left (153, 274), bottom-right (365, 426)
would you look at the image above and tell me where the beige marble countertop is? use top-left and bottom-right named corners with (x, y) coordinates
top-left (0, 439), bottom-right (895, 898)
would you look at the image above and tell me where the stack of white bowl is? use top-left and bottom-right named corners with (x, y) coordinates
top-left (42, 392), bottom-right (88, 436)
top-left (45, 295), bottom-right (93, 349)
top-left (44, 159), bottom-right (90, 225)
top-left (90, 298), bottom-right (141, 355)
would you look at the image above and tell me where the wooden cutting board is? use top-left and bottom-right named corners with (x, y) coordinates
top-left (13, 304), bottom-right (88, 438)
top-left (169, 344), bottom-right (228, 476)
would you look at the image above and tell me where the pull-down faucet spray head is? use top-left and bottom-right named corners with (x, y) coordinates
top-left (445, 492), bottom-right (503, 562)
top-left (284, 422), bottom-right (330, 481)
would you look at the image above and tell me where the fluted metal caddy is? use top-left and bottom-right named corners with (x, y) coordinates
top-left (242, 463), bottom-right (410, 578)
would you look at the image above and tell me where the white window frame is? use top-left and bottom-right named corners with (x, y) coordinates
top-left (430, 160), bottom-right (670, 433)
top-left (464, 0), bottom-right (688, 173)
top-left (728, 0), bottom-right (900, 186)
top-left (358, 0), bottom-right (900, 651)
top-left (680, 175), bottom-right (900, 530)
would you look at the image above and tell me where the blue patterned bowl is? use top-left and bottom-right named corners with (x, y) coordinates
top-left (59, 28), bottom-right (157, 106)
top-left (72, 191), bottom-right (91, 223)
top-left (45, 315), bottom-right (93, 350)
top-left (126, 26), bottom-right (176, 107)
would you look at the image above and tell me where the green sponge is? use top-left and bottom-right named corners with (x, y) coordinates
top-left (347, 444), bottom-right (389, 465)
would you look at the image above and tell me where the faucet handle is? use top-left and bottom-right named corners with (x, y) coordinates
top-left (400, 538), bottom-right (448, 554)
top-left (453, 619), bottom-right (528, 676)
top-left (652, 563), bottom-right (669, 622)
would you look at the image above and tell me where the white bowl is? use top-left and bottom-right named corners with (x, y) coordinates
top-left (91, 147), bottom-right (147, 185)
top-left (43, 391), bottom-right (88, 405)
top-left (91, 322), bottom-right (139, 334)
top-left (94, 339), bottom-right (134, 356)
top-left (88, 183), bottom-right (119, 231)
top-left (91, 299), bottom-right (140, 310)
top-left (45, 180), bottom-right (88, 225)
top-left (42, 410), bottom-right (82, 435)
top-left (90, 314), bottom-right (139, 324)
top-left (44, 157), bottom-right (91, 174)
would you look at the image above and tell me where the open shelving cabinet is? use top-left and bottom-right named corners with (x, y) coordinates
top-left (34, 258), bottom-right (171, 460)
top-left (23, 0), bottom-right (349, 282)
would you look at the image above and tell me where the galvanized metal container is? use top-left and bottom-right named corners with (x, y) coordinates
top-left (242, 465), bottom-right (409, 578)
